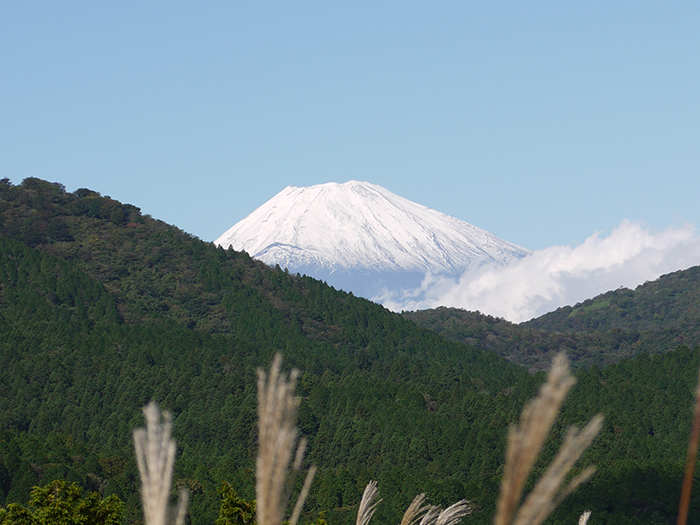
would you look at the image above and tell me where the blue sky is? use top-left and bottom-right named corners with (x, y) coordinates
top-left (2, 2), bottom-right (699, 251)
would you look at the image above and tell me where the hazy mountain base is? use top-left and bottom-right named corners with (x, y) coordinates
top-left (0, 178), bottom-right (699, 523)
top-left (276, 264), bottom-right (459, 309)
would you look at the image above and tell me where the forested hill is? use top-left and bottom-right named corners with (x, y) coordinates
top-left (0, 178), bottom-right (535, 524)
top-left (404, 265), bottom-right (700, 371)
top-left (2, 178), bottom-right (700, 524)
top-left (0, 176), bottom-right (514, 369)
top-left (525, 266), bottom-right (700, 333)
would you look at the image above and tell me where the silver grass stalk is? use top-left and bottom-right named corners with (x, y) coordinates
top-left (133, 401), bottom-right (189, 525)
top-left (578, 510), bottom-right (592, 525)
top-left (434, 500), bottom-right (472, 525)
top-left (512, 418), bottom-right (602, 525)
top-left (399, 494), bottom-right (432, 525)
top-left (402, 495), bottom-right (470, 525)
top-left (356, 481), bottom-right (382, 525)
top-left (257, 354), bottom-right (316, 525)
top-left (494, 353), bottom-right (602, 525)
top-left (418, 506), bottom-right (441, 525)
top-left (289, 465), bottom-right (318, 525)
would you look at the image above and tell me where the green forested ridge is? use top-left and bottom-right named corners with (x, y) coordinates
top-left (526, 268), bottom-right (700, 334)
top-left (404, 266), bottom-right (700, 372)
top-left (403, 308), bottom-right (607, 371)
top-left (0, 178), bottom-right (699, 524)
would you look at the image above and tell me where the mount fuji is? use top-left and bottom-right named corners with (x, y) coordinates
top-left (215, 181), bottom-right (529, 304)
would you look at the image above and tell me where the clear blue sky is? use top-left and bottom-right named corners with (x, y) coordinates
top-left (2, 2), bottom-right (698, 250)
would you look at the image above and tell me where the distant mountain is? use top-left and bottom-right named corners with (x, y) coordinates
top-left (524, 265), bottom-right (700, 333)
top-left (215, 181), bottom-right (528, 301)
top-left (404, 265), bottom-right (700, 371)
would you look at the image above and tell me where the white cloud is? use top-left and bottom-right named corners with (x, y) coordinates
top-left (379, 220), bottom-right (700, 323)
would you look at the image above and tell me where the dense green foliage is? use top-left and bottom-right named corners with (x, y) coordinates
top-left (1, 178), bottom-right (700, 524)
top-left (216, 482), bottom-right (256, 525)
top-left (0, 479), bottom-right (123, 525)
top-left (403, 308), bottom-right (610, 371)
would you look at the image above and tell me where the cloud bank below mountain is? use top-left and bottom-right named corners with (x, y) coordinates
top-left (379, 220), bottom-right (700, 323)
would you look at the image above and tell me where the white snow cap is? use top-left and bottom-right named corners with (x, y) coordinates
top-left (215, 181), bottom-right (528, 276)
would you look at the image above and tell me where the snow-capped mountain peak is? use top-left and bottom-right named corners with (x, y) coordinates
top-left (215, 181), bottom-right (528, 299)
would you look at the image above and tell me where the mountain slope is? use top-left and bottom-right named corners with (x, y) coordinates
top-left (404, 265), bottom-right (700, 371)
top-left (215, 181), bottom-right (528, 300)
top-left (524, 265), bottom-right (700, 333)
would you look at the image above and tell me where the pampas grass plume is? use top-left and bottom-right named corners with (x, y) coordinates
top-left (133, 401), bottom-right (188, 525)
top-left (356, 481), bottom-right (382, 525)
top-left (257, 354), bottom-right (316, 525)
top-left (357, 483), bottom-right (471, 525)
top-left (399, 494), bottom-right (432, 525)
top-left (494, 353), bottom-right (602, 525)
top-left (434, 500), bottom-right (472, 525)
